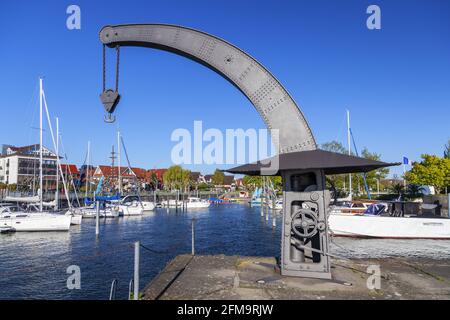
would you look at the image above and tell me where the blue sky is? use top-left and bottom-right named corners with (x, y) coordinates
top-left (0, 0), bottom-right (449, 176)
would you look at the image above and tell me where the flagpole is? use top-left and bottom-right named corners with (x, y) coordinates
top-left (347, 109), bottom-right (352, 201)
top-left (403, 163), bottom-right (406, 188)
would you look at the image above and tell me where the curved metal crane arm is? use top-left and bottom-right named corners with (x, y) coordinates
top-left (99, 24), bottom-right (316, 153)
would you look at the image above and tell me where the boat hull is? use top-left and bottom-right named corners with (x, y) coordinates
top-left (329, 214), bottom-right (450, 239)
top-left (0, 214), bottom-right (72, 232)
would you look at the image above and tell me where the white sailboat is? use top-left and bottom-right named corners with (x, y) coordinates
top-left (117, 133), bottom-right (156, 214)
top-left (0, 78), bottom-right (71, 232)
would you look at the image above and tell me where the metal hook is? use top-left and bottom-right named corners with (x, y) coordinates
top-left (104, 113), bottom-right (116, 123)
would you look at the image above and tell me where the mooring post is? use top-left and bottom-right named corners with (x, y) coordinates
top-left (182, 190), bottom-right (185, 211)
top-left (260, 194), bottom-right (264, 217)
top-left (191, 218), bottom-right (196, 255)
top-left (95, 200), bottom-right (100, 237)
top-left (134, 241), bottom-right (140, 300)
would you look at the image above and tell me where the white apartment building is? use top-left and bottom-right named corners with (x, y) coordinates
top-left (0, 144), bottom-right (58, 190)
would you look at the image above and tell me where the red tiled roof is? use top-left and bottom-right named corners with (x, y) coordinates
top-left (60, 164), bottom-right (79, 175)
top-left (94, 165), bottom-right (135, 178)
top-left (131, 167), bottom-right (147, 180)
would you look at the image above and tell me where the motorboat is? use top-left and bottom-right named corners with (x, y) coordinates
top-left (328, 203), bottom-right (450, 239)
top-left (77, 204), bottom-right (119, 218)
top-left (329, 201), bottom-right (379, 215)
top-left (185, 197), bottom-right (210, 209)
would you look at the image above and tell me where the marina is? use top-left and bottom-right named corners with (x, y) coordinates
top-left (1, 0), bottom-right (449, 304)
top-left (1, 203), bottom-right (449, 300)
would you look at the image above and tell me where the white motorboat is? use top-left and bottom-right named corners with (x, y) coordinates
top-left (0, 206), bottom-right (71, 232)
top-left (328, 213), bottom-right (450, 239)
top-left (162, 199), bottom-right (182, 208)
top-left (162, 197), bottom-right (210, 209)
top-left (329, 201), bottom-right (378, 215)
top-left (185, 197), bottom-right (210, 209)
top-left (77, 205), bottom-right (119, 218)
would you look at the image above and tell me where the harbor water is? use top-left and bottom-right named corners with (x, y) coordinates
top-left (1, 203), bottom-right (449, 300)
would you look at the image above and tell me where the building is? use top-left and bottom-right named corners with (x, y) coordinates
top-left (0, 144), bottom-right (58, 190)
top-left (144, 169), bottom-right (167, 189)
top-left (60, 164), bottom-right (80, 182)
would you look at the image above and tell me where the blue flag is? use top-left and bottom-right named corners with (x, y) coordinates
top-left (403, 156), bottom-right (410, 165)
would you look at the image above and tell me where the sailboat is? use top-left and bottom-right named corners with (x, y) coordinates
top-left (0, 78), bottom-right (71, 232)
top-left (250, 187), bottom-right (262, 206)
top-left (113, 132), bottom-right (156, 215)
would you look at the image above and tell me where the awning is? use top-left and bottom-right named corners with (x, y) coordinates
top-left (223, 149), bottom-right (399, 176)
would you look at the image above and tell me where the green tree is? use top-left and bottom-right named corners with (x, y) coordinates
top-left (321, 141), bottom-right (389, 195)
top-left (150, 171), bottom-right (159, 190)
top-left (321, 141), bottom-right (347, 154)
top-left (405, 154), bottom-right (450, 194)
top-left (390, 183), bottom-right (404, 196)
top-left (321, 141), bottom-right (348, 191)
top-left (211, 169), bottom-right (225, 186)
top-left (163, 165), bottom-right (191, 191)
top-left (361, 147), bottom-right (389, 192)
top-left (444, 139), bottom-right (450, 159)
top-left (242, 175), bottom-right (282, 191)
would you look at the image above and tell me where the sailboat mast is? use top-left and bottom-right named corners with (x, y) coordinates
top-left (85, 141), bottom-right (90, 199)
top-left (55, 117), bottom-right (59, 210)
top-left (39, 78), bottom-right (43, 212)
top-left (347, 109), bottom-right (352, 201)
top-left (117, 131), bottom-right (121, 195)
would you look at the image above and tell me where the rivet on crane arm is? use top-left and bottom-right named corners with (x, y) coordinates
top-left (100, 44), bottom-right (121, 123)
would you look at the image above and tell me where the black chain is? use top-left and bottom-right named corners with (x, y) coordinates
top-left (115, 45), bottom-right (120, 92)
top-left (139, 243), bottom-right (170, 255)
top-left (102, 44), bottom-right (120, 93)
top-left (102, 44), bottom-right (106, 92)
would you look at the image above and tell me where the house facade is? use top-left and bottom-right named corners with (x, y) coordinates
top-left (0, 144), bottom-right (58, 190)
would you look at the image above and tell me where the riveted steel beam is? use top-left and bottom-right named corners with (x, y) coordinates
top-left (99, 24), bottom-right (317, 154)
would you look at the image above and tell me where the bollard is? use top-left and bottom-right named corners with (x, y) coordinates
top-left (134, 241), bottom-right (140, 300)
top-left (95, 201), bottom-right (100, 237)
top-left (272, 215), bottom-right (276, 228)
top-left (191, 218), bottom-right (196, 255)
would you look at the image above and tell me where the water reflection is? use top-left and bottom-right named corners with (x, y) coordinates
top-left (0, 204), bottom-right (449, 299)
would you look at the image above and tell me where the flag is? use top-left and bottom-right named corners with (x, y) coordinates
top-left (403, 156), bottom-right (410, 165)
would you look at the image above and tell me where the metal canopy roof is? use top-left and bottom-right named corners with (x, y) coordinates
top-left (223, 149), bottom-right (399, 176)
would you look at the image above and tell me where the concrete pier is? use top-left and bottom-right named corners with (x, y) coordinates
top-left (143, 255), bottom-right (450, 300)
